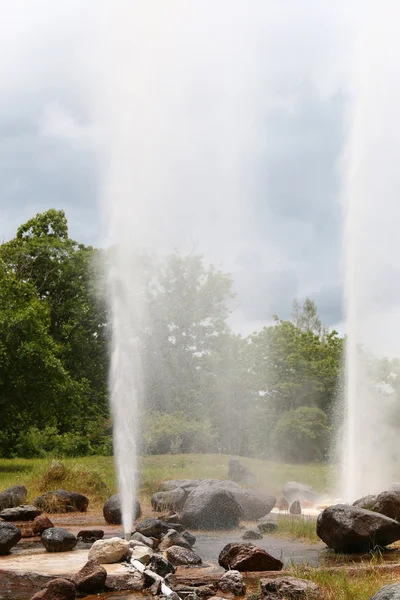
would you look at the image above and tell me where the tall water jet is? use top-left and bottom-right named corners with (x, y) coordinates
top-left (341, 2), bottom-right (400, 501)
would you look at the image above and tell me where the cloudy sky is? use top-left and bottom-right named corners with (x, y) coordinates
top-left (3, 0), bottom-right (398, 345)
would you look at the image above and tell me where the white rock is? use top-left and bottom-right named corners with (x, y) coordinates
top-left (130, 545), bottom-right (153, 564)
top-left (88, 537), bottom-right (129, 564)
top-left (219, 570), bottom-right (246, 596)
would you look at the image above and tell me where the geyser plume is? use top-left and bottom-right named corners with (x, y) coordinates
top-left (341, 2), bottom-right (400, 501)
top-left (99, 1), bottom-right (271, 534)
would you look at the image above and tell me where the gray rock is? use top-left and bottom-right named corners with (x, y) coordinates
top-left (242, 528), bottom-right (263, 540)
top-left (0, 504), bottom-right (42, 521)
top-left (147, 554), bottom-right (175, 578)
top-left (219, 542), bottom-right (283, 572)
top-left (260, 576), bottom-right (321, 599)
top-left (182, 530), bottom-right (196, 547)
top-left (283, 482), bottom-right (320, 506)
top-left (130, 531), bottom-right (156, 548)
top-left (165, 545), bottom-right (202, 566)
top-left (219, 570), bottom-right (246, 596)
top-left (103, 493), bottom-right (141, 525)
top-left (369, 583), bottom-right (400, 599)
top-left (158, 529), bottom-right (191, 551)
top-left (289, 500), bottom-right (302, 515)
top-left (88, 537), bottom-right (129, 563)
top-left (0, 522), bottom-right (21, 554)
top-left (317, 504), bottom-right (400, 552)
top-left (71, 560), bottom-right (107, 594)
top-left (0, 486), bottom-right (27, 511)
top-left (41, 528), bottom-right (77, 552)
top-left (151, 488), bottom-right (187, 512)
top-left (135, 518), bottom-right (168, 539)
top-left (181, 484), bottom-right (242, 530)
top-left (372, 491), bottom-right (400, 521)
top-left (30, 578), bottom-right (76, 600)
top-left (353, 494), bottom-right (378, 510)
top-left (229, 459), bottom-right (256, 486)
top-left (34, 490), bottom-right (88, 513)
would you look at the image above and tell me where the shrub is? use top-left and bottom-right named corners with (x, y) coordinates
top-left (141, 411), bottom-right (218, 455)
top-left (272, 406), bottom-right (330, 462)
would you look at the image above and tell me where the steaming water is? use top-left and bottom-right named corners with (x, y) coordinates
top-left (340, 3), bottom-right (400, 501)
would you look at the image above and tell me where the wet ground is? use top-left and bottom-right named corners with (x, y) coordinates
top-left (2, 512), bottom-right (400, 600)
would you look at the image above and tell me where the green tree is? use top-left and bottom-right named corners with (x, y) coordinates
top-left (272, 406), bottom-right (330, 462)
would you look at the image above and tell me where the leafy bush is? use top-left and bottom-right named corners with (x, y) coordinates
top-left (272, 406), bottom-right (330, 462)
top-left (141, 411), bottom-right (218, 455)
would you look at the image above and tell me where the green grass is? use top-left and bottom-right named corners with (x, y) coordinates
top-left (275, 514), bottom-right (320, 543)
top-left (289, 566), bottom-right (400, 600)
top-left (0, 453), bottom-right (332, 509)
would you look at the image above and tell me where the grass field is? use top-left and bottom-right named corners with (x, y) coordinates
top-left (0, 453), bottom-right (333, 508)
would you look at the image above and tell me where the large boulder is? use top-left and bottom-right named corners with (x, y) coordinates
top-left (41, 528), bottom-right (77, 552)
top-left (219, 542), bottom-right (283, 572)
top-left (0, 522), bottom-right (21, 554)
top-left (165, 545), bottom-right (202, 566)
top-left (372, 491), bottom-right (400, 521)
top-left (282, 482), bottom-right (319, 506)
top-left (151, 488), bottom-right (187, 512)
top-left (88, 537), bottom-right (129, 564)
top-left (369, 583), bottom-right (400, 599)
top-left (34, 490), bottom-right (88, 513)
top-left (317, 504), bottom-right (400, 552)
top-left (0, 505), bottom-right (42, 521)
top-left (30, 578), bottom-right (76, 600)
top-left (229, 459), bottom-right (256, 486)
top-left (0, 485), bottom-right (27, 511)
top-left (181, 484), bottom-right (242, 530)
top-left (71, 560), bottom-right (107, 594)
top-left (260, 576), bottom-right (321, 599)
top-left (103, 493), bottom-right (141, 525)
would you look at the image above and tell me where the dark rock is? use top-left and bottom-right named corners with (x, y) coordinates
top-left (316, 504), bottom-right (400, 552)
top-left (106, 571), bottom-right (144, 591)
top-left (182, 530), bottom-right (196, 547)
top-left (33, 516), bottom-right (54, 535)
top-left (135, 518), bottom-right (166, 538)
top-left (41, 528), bottom-right (77, 552)
top-left (229, 459), bottom-right (256, 486)
top-left (30, 578), bottom-right (76, 600)
top-left (257, 521), bottom-right (278, 534)
top-left (151, 488), bottom-right (187, 512)
top-left (192, 586), bottom-right (217, 598)
top-left (147, 554), bottom-right (175, 578)
top-left (0, 485), bottom-right (27, 511)
top-left (353, 495), bottom-right (378, 510)
top-left (181, 485), bottom-right (242, 530)
top-left (260, 576), bottom-right (321, 599)
top-left (372, 491), bottom-right (400, 521)
top-left (0, 505), bottom-right (42, 521)
top-left (34, 490), bottom-right (88, 513)
top-left (282, 482), bottom-right (319, 506)
top-left (77, 529), bottom-right (104, 543)
top-left (242, 528), bottom-right (263, 540)
top-left (158, 529), bottom-right (191, 551)
top-left (0, 521), bottom-right (21, 554)
top-left (165, 545), bottom-right (202, 565)
top-left (219, 542), bottom-right (283, 572)
top-left (103, 493), bottom-right (141, 525)
top-left (369, 583), bottom-right (400, 599)
top-left (289, 500), bottom-right (302, 515)
top-left (71, 560), bottom-right (107, 594)
top-left (219, 569), bottom-right (246, 596)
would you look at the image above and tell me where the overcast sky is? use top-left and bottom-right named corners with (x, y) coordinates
top-left (0, 1), bottom-right (379, 337)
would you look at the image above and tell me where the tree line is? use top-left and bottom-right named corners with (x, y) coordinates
top-left (1, 209), bottom-right (392, 462)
